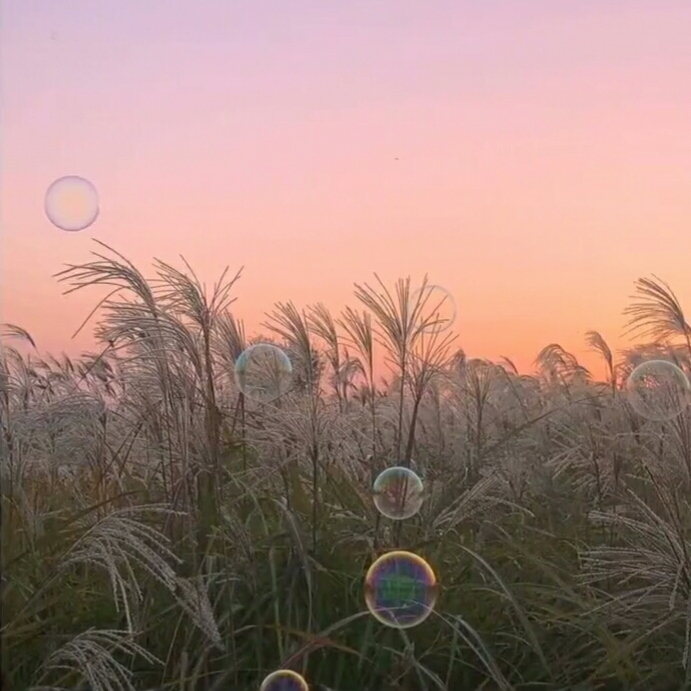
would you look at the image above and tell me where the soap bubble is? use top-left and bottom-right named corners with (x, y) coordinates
top-left (234, 343), bottom-right (292, 403)
top-left (259, 669), bottom-right (309, 691)
top-left (411, 284), bottom-right (456, 334)
top-left (626, 360), bottom-right (690, 422)
top-left (373, 466), bottom-right (424, 520)
top-left (364, 550), bottom-right (438, 629)
top-left (45, 175), bottom-right (99, 232)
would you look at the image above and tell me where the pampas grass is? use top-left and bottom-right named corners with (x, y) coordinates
top-left (2, 242), bottom-right (691, 690)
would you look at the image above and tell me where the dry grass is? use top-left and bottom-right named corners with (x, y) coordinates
top-left (2, 243), bottom-right (691, 691)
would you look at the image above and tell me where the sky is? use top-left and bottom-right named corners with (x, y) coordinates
top-left (1, 0), bottom-right (690, 378)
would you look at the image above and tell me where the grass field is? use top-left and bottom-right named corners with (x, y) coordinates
top-left (2, 244), bottom-right (691, 691)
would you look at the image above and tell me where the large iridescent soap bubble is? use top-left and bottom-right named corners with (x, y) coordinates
top-left (259, 669), bottom-right (309, 691)
top-left (372, 466), bottom-right (424, 520)
top-left (364, 550), bottom-right (439, 629)
top-left (626, 360), bottom-right (690, 422)
top-left (45, 175), bottom-right (99, 232)
top-left (234, 343), bottom-right (293, 403)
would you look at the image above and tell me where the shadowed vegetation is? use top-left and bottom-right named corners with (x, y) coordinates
top-left (2, 243), bottom-right (691, 691)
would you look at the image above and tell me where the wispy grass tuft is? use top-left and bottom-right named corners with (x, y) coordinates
top-left (3, 247), bottom-right (691, 690)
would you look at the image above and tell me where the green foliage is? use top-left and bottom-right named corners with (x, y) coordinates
top-left (2, 250), bottom-right (691, 690)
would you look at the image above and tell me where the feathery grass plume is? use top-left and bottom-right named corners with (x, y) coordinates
top-left (585, 330), bottom-right (618, 395)
top-left (353, 274), bottom-right (440, 464)
top-left (337, 307), bottom-right (379, 478)
top-left (55, 243), bottom-right (183, 500)
top-left (263, 302), bottom-right (323, 396)
top-left (33, 628), bottom-right (162, 691)
top-left (623, 275), bottom-right (691, 356)
top-left (1, 324), bottom-right (37, 353)
top-left (7, 261), bottom-right (691, 689)
top-left (306, 303), bottom-right (345, 409)
top-left (535, 343), bottom-right (592, 389)
top-left (56, 506), bottom-right (222, 646)
top-left (579, 492), bottom-right (691, 674)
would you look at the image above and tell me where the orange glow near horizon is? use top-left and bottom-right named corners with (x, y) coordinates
top-left (2, 1), bottom-right (690, 382)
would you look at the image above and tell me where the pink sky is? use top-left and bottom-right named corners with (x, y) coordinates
top-left (1, 0), bottom-right (690, 379)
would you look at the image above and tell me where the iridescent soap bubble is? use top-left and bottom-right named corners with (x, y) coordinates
top-left (411, 284), bottom-right (456, 335)
top-left (626, 360), bottom-right (690, 422)
top-left (234, 343), bottom-right (292, 403)
top-left (364, 550), bottom-right (439, 629)
top-left (259, 669), bottom-right (309, 691)
top-left (44, 175), bottom-right (99, 232)
top-left (373, 466), bottom-right (424, 520)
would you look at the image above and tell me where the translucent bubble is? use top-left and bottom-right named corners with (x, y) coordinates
top-left (234, 343), bottom-right (293, 403)
top-left (626, 360), bottom-right (690, 422)
top-left (411, 284), bottom-right (456, 334)
top-left (259, 669), bottom-right (309, 691)
top-left (373, 466), bottom-right (424, 520)
top-left (364, 550), bottom-right (438, 629)
top-left (44, 175), bottom-right (99, 232)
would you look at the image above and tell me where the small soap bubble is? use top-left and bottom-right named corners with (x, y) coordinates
top-left (259, 669), bottom-right (309, 691)
top-left (364, 550), bottom-right (439, 629)
top-left (373, 466), bottom-right (424, 520)
top-left (44, 175), bottom-right (99, 232)
top-left (626, 360), bottom-right (690, 422)
top-left (234, 343), bottom-right (293, 403)
top-left (411, 284), bottom-right (456, 335)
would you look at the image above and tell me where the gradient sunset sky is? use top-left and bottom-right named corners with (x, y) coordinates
top-left (2, 0), bottom-right (689, 376)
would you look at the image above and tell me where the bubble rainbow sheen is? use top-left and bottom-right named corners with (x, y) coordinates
top-left (234, 343), bottom-right (293, 403)
top-left (626, 360), bottom-right (690, 422)
top-left (364, 550), bottom-right (438, 629)
top-left (372, 466), bottom-right (424, 520)
top-left (259, 669), bottom-right (309, 691)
